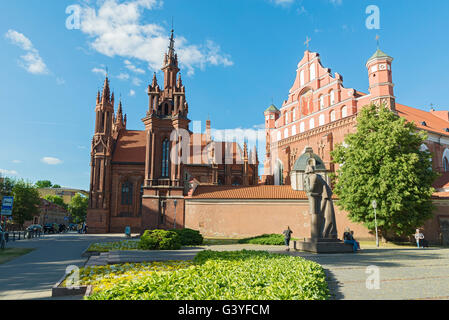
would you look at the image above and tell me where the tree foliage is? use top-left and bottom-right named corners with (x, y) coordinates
top-left (68, 193), bottom-right (88, 223)
top-left (0, 176), bottom-right (16, 196)
top-left (43, 195), bottom-right (68, 211)
top-left (331, 105), bottom-right (437, 239)
top-left (11, 180), bottom-right (41, 226)
top-left (35, 180), bottom-right (53, 188)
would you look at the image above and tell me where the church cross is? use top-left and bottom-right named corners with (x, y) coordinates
top-left (304, 36), bottom-right (311, 49)
top-left (376, 34), bottom-right (380, 49)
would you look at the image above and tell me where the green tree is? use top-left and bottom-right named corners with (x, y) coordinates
top-left (43, 195), bottom-right (68, 211)
top-left (68, 193), bottom-right (88, 223)
top-left (331, 105), bottom-right (438, 240)
top-left (11, 180), bottom-right (41, 227)
top-left (35, 180), bottom-right (52, 188)
top-left (0, 176), bottom-right (16, 196)
top-left (52, 184), bottom-right (61, 189)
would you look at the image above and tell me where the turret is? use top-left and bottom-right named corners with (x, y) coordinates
top-left (366, 48), bottom-right (396, 112)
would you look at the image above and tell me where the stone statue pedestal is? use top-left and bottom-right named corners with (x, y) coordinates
top-left (295, 238), bottom-right (354, 254)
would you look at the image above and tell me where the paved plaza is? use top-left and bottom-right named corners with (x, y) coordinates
top-left (0, 233), bottom-right (126, 300)
top-left (1, 234), bottom-right (448, 300)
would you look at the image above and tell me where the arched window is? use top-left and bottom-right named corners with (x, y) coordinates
top-left (300, 70), bottom-right (305, 87)
top-left (277, 131), bottom-right (282, 141)
top-left (341, 106), bottom-right (348, 118)
top-left (121, 181), bottom-right (133, 205)
top-left (319, 114), bottom-right (325, 127)
top-left (300, 122), bottom-right (305, 133)
top-left (161, 139), bottom-right (170, 178)
top-left (232, 177), bottom-right (242, 186)
top-left (309, 118), bottom-right (315, 130)
top-left (330, 110), bottom-right (336, 122)
top-left (310, 63), bottom-right (316, 81)
top-left (319, 95), bottom-right (325, 110)
top-left (443, 149), bottom-right (449, 172)
top-left (330, 90), bottom-right (335, 105)
top-left (284, 128), bottom-right (289, 139)
top-left (292, 125), bottom-right (297, 136)
top-left (293, 108), bottom-right (297, 121)
top-left (274, 160), bottom-right (284, 185)
top-left (164, 103), bottom-right (169, 115)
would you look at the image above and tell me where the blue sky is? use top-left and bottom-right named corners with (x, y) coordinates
top-left (1, 0), bottom-right (449, 190)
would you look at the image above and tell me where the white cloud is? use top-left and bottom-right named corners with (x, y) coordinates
top-left (12, 160), bottom-right (23, 164)
top-left (92, 67), bottom-right (107, 77)
top-left (41, 157), bottom-right (63, 165)
top-left (0, 169), bottom-right (18, 176)
top-left (271, 0), bottom-right (295, 6)
top-left (132, 77), bottom-right (142, 86)
top-left (56, 77), bottom-right (66, 85)
top-left (117, 72), bottom-right (130, 80)
top-left (124, 60), bottom-right (145, 74)
top-left (78, 0), bottom-right (233, 76)
top-left (129, 89), bottom-right (136, 96)
top-left (5, 30), bottom-right (50, 75)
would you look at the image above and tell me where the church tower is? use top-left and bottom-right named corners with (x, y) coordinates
top-left (262, 104), bottom-right (280, 185)
top-left (141, 29), bottom-right (190, 230)
top-left (366, 48), bottom-right (396, 112)
top-left (88, 76), bottom-right (115, 232)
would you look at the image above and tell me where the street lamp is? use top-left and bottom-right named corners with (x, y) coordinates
top-left (173, 200), bottom-right (178, 229)
top-left (372, 200), bottom-right (379, 248)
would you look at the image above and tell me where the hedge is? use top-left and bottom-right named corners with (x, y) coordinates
top-left (169, 228), bottom-right (204, 246)
top-left (138, 230), bottom-right (181, 250)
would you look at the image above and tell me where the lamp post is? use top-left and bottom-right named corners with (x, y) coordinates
top-left (173, 200), bottom-right (178, 229)
top-left (372, 200), bottom-right (379, 248)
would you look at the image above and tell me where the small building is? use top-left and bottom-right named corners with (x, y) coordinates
top-left (38, 188), bottom-right (88, 205)
top-left (25, 198), bottom-right (70, 227)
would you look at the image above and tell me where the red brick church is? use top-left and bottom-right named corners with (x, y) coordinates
top-left (87, 30), bottom-right (259, 233)
top-left (87, 30), bottom-right (449, 244)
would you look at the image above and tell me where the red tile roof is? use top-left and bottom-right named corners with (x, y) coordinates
top-left (191, 185), bottom-right (309, 199)
top-left (112, 130), bottom-right (147, 163)
top-left (396, 103), bottom-right (449, 137)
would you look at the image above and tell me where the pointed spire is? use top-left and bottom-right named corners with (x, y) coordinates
top-left (102, 76), bottom-right (111, 103)
top-left (96, 90), bottom-right (101, 104)
top-left (152, 72), bottom-right (158, 87)
top-left (177, 73), bottom-right (183, 87)
top-left (168, 28), bottom-right (175, 59)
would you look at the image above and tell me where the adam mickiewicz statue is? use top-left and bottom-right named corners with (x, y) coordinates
top-left (304, 165), bottom-right (338, 240)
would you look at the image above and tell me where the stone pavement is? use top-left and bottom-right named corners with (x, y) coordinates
top-left (2, 234), bottom-right (449, 300)
top-left (85, 243), bottom-right (449, 300)
top-left (0, 233), bottom-right (126, 300)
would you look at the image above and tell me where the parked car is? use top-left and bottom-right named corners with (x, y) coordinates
top-left (44, 223), bottom-right (57, 234)
top-left (26, 225), bottom-right (43, 233)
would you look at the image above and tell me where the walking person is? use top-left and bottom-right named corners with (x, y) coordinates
top-left (283, 227), bottom-right (293, 251)
top-left (415, 229), bottom-right (425, 248)
top-left (0, 224), bottom-right (6, 250)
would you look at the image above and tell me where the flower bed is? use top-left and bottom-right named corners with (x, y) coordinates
top-left (86, 250), bottom-right (330, 300)
top-left (62, 261), bottom-right (193, 294)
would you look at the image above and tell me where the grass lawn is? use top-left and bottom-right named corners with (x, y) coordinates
top-left (0, 248), bottom-right (34, 264)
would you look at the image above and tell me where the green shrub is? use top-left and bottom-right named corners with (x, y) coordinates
top-left (169, 228), bottom-right (204, 246)
top-left (88, 250), bottom-right (330, 300)
top-left (237, 234), bottom-right (285, 245)
top-left (138, 230), bottom-right (181, 250)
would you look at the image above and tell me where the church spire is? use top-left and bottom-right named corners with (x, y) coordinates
top-left (102, 76), bottom-right (111, 103)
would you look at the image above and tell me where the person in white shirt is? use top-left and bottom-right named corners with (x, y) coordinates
top-left (415, 229), bottom-right (424, 248)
